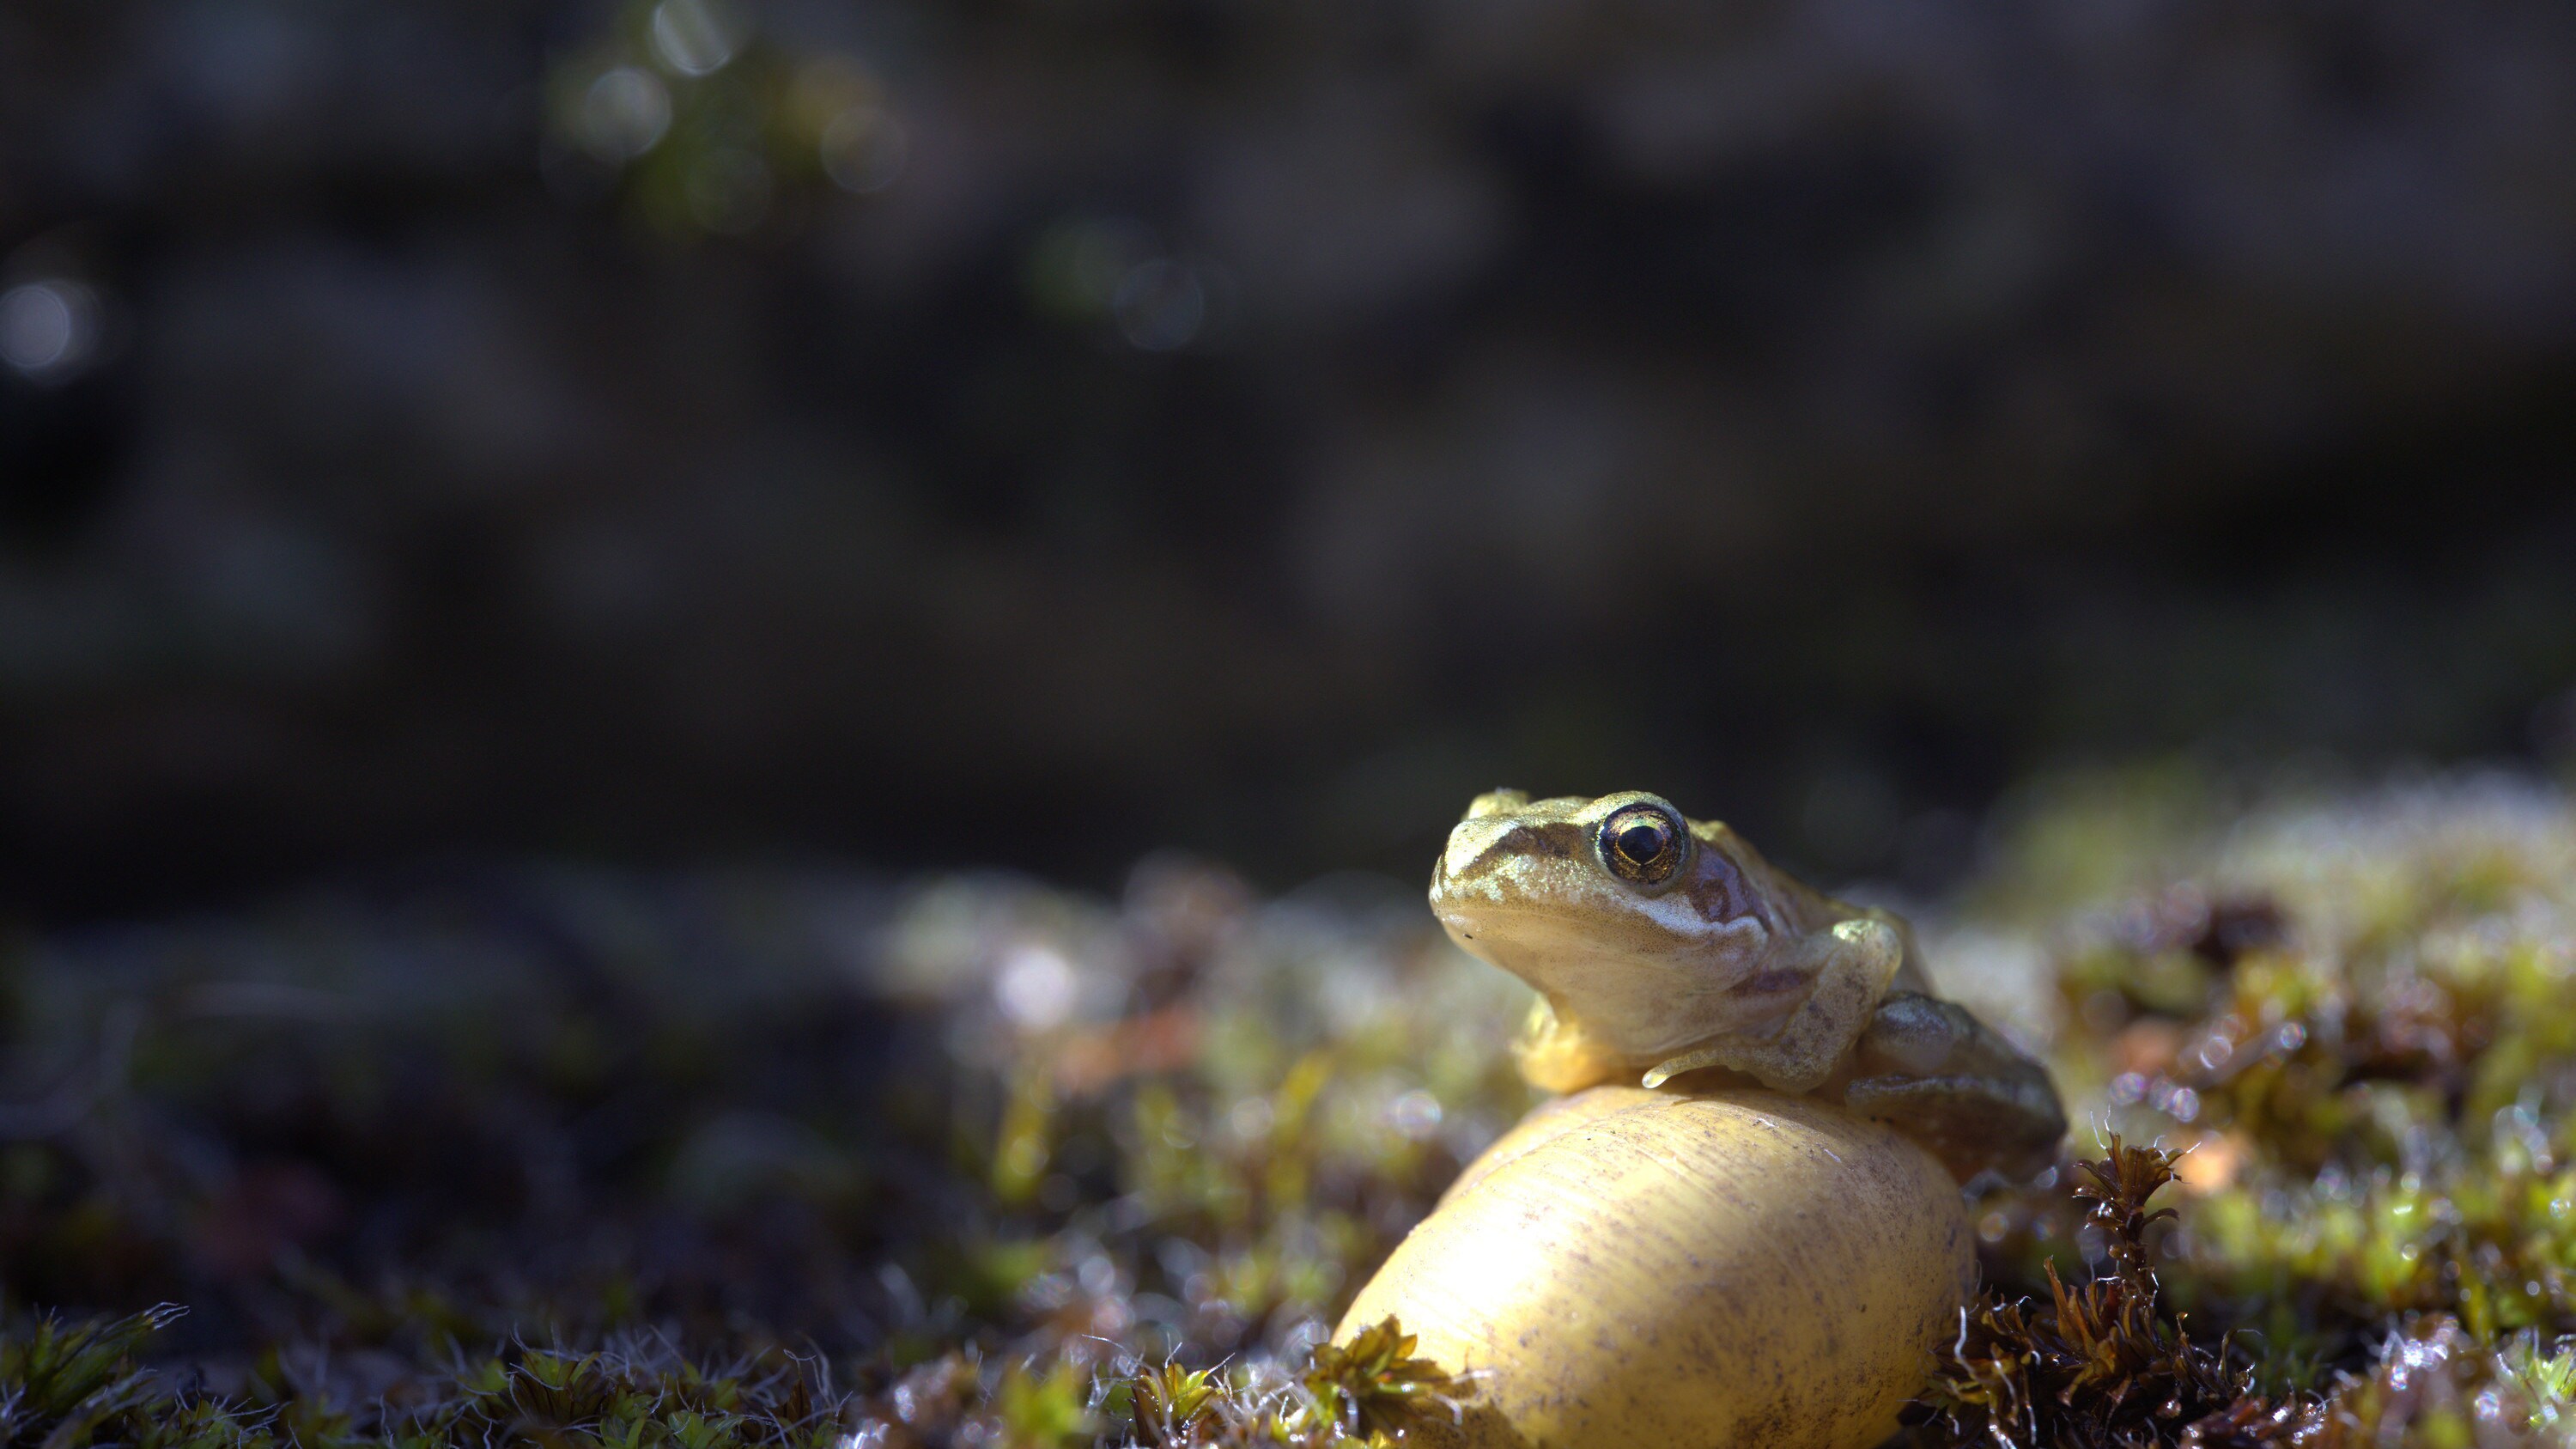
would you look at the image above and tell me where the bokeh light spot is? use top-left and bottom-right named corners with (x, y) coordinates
top-left (0, 280), bottom-right (97, 381)
top-left (1388, 1088), bottom-right (1443, 1140)
top-left (819, 108), bottom-right (907, 194)
top-left (994, 944), bottom-right (1077, 1031)
top-left (649, 0), bottom-right (741, 78)
top-left (577, 66), bottom-right (671, 163)
top-left (1113, 259), bottom-right (1206, 351)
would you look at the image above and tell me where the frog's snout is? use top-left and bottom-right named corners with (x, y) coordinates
top-left (1428, 824), bottom-right (1516, 957)
top-left (1437, 812), bottom-right (1528, 888)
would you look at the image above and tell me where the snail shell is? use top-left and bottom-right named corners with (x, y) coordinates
top-left (1336, 1087), bottom-right (1973, 1449)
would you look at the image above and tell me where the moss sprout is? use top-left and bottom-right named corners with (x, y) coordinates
top-left (1915, 1138), bottom-right (2322, 1446)
top-left (1299, 1318), bottom-right (1472, 1441)
top-left (0, 1305), bottom-right (198, 1449)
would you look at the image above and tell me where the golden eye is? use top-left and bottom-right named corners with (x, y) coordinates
top-left (1599, 804), bottom-right (1687, 887)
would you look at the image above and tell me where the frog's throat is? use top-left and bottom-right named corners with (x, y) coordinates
top-left (1516, 987), bottom-right (1814, 1094)
top-left (1512, 996), bottom-right (1631, 1094)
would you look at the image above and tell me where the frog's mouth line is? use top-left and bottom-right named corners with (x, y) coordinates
top-left (1434, 894), bottom-right (1749, 981)
top-left (1433, 867), bottom-right (1758, 952)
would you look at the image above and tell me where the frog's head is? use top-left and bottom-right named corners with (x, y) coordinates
top-left (1430, 789), bottom-right (1793, 1059)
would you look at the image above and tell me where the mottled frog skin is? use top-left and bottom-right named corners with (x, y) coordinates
top-left (1431, 788), bottom-right (2065, 1179)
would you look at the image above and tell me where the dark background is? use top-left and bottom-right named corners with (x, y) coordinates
top-left (6, 0), bottom-right (2576, 921)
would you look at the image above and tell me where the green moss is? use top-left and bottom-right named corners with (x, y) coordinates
top-left (1930, 772), bottom-right (2576, 1444)
top-left (0, 1305), bottom-right (198, 1449)
top-left (10, 778), bottom-right (2576, 1446)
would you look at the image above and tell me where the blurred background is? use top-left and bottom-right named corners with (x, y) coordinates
top-left (7, 0), bottom-right (2576, 921)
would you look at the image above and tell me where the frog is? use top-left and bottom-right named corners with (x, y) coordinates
top-left (1431, 788), bottom-right (2066, 1180)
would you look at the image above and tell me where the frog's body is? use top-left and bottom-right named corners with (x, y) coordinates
top-left (1433, 788), bottom-right (2064, 1178)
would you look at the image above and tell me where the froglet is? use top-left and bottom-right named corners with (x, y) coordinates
top-left (1432, 788), bottom-right (2065, 1178)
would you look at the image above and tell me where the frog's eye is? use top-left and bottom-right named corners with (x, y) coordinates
top-left (1598, 804), bottom-right (1688, 889)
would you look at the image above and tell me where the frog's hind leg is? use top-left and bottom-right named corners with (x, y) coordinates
top-left (1839, 992), bottom-right (2067, 1181)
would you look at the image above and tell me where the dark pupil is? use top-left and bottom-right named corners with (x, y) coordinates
top-left (1615, 821), bottom-right (1668, 866)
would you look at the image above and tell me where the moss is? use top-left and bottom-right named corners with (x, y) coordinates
top-left (1911, 1138), bottom-right (2323, 1446)
top-left (1300, 1318), bottom-right (1473, 1440)
top-left (9, 778), bottom-right (2576, 1446)
top-left (1929, 771), bottom-right (2576, 1445)
top-left (0, 1305), bottom-right (205, 1449)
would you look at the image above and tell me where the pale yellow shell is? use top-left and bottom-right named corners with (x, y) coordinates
top-left (1335, 1087), bottom-right (1973, 1449)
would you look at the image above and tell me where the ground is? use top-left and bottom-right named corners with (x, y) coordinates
top-left (5, 767), bottom-right (2576, 1446)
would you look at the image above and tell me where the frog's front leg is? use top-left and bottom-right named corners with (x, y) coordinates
top-left (1642, 918), bottom-right (1903, 1093)
top-left (1838, 992), bottom-right (2067, 1180)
